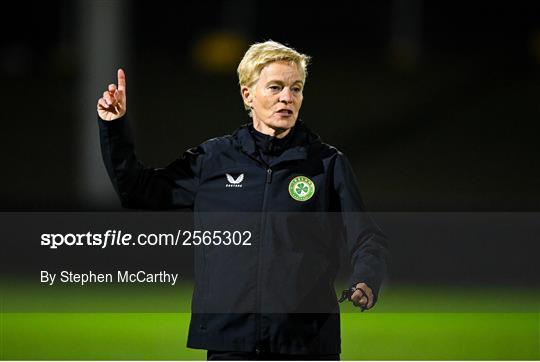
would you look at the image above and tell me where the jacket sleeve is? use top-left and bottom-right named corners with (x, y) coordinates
top-left (98, 115), bottom-right (203, 209)
top-left (333, 152), bottom-right (389, 304)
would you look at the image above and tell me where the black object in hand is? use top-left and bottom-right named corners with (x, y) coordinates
top-left (337, 287), bottom-right (367, 312)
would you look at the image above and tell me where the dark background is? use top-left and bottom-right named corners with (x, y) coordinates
top-left (1, 0), bottom-right (538, 284)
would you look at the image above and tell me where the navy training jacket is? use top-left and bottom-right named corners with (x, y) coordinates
top-left (98, 116), bottom-right (389, 355)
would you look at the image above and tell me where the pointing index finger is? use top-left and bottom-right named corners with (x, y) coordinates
top-left (117, 68), bottom-right (126, 92)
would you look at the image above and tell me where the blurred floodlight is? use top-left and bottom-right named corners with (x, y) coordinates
top-left (192, 31), bottom-right (247, 73)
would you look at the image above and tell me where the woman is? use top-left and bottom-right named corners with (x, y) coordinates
top-left (97, 40), bottom-right (388, 360)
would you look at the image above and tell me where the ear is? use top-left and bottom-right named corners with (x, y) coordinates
top-left (241, 86), bottom-right (253, 107)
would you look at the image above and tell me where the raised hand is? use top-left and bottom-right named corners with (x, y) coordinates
top-left (97, 68), bottom-right (127, 121)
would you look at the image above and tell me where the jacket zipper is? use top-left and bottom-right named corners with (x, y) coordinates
top-left (254, 167), bottom-right (272, 351)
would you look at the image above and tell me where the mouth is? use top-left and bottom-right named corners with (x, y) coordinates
top-left (276, 109), bottom-right (293, 116)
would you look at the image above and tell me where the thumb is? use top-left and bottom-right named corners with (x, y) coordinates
top-left (117, 68), bottom-right (126, 93)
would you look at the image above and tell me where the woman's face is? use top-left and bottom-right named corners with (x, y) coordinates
top-left (242, 61), bottom-right (304, 137)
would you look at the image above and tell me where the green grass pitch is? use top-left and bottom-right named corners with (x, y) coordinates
top-left (1, 284), bottom-right (538, 360)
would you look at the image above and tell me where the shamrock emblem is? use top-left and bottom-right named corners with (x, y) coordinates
top-left (288, 176), bottom-right (315, 201)
top-left (296, 183), bottom-right (308, 195)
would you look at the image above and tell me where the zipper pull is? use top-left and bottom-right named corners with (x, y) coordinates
top-left (266, 169), bottom-right (273, 184)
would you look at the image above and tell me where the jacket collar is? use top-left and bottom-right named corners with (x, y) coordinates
top-left (232, 119), bottom-right (321, 164)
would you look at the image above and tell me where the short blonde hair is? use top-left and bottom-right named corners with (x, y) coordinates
top-left (237, 40), bottom-right (310, 110)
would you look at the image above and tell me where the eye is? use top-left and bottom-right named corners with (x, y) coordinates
top-left (268, 85), bottom-right (281, 91)
top-left (292, 87), bottom-right (302, 93)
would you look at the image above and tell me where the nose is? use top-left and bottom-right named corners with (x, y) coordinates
top-left (279, 87), bottom-right (293, 104)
